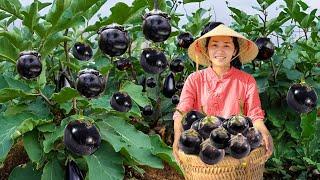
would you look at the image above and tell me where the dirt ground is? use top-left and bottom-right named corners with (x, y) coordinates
top-left (0, 140), bottom-right (29, 180)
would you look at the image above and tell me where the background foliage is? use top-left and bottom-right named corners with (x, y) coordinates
top-left (0, 0), bottom-right (319, 179)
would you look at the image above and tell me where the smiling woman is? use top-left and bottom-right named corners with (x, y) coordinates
top-left (207, 36), bottom-right (237, 71)
top-left (172, 23), bottom-right (273, 179)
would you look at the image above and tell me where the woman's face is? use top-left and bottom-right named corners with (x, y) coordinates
top-left (207, 36), bottom-right (237, 68)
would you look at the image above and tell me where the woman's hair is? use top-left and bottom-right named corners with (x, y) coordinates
top-left (201, 22), bottom-right (224, 36)
top-left (202, 21), bottom-right (242, 70)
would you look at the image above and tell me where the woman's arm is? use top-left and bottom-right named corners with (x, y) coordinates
top-left (245, 76), bottom-right (273, 159)
top-left (253, 119), bottom-right (273, 160)
top-left (172, 111), bottom-right (185, 161)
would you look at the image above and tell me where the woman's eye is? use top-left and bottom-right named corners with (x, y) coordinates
top-left (224, 45), bottom-right (230, 48)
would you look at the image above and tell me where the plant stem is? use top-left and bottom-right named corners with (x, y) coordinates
top-left (169, 0), bottom-right (177, 14)
top-left (72, 98), bottom-right (78, 113)
top-left (270, 58), bottom-right (277, 83)
top-left (303, 28), bottom-right (308, 40)
top-left (153, 0), bottom-right (159, 10)
top-left (38, 90), bottom-right (54, 106)
top-left (63, 29), bottom-right (74, 84)
top-left (263, 10), bottom-right (267, 36)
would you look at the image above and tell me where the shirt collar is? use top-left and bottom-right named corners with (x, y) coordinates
top-left (207, 66), bottom-right (235, 81)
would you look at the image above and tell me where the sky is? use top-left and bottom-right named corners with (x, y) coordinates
top-left (17, 0), bottom-right (320, 38)
top-left (19, 0), bottom-right (319, 26)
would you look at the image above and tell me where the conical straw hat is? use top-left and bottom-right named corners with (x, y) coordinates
top-left (188, 24), bottom-right (258, 67)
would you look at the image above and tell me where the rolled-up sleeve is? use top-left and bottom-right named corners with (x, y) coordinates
top-left (244, 76), bottom-right (265, 122)
top-left (172, 74), bottom-right (197, 120)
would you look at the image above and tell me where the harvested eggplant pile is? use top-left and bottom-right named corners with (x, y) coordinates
top-left (179, 111), bottom-right (263, 165)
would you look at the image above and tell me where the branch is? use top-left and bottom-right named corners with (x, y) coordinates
top-left (63, 29), bottom-right (75, 84)
top-left (303, 28), bottom-right (308, 40)
top-left (37, 90), bottom-right (54, 106)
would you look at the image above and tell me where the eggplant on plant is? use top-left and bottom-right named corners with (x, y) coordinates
top-left (16, 51), bottom-right (42, 79)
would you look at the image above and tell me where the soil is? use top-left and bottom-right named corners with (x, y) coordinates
top-left (0, 140), bottom-right (29, 180)
top-left (124, 164), bottom-right (184, 180)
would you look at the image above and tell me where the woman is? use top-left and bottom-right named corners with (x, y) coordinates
top-left (172, 24), bottom-right (273, 165)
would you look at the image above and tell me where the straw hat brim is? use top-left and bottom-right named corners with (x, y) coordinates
top-left (188, 24), bottom-right (258, 66)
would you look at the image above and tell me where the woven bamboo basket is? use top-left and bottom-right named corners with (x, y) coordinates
top-left (177, 147), bottom-right (267, 180)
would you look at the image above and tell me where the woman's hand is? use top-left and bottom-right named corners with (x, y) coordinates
top-left (172, 137), bottom-right (180, 161)
top-left (253, 119), bottom-right (274, 160)
top-left (173, 111), bottom-right (185, 164)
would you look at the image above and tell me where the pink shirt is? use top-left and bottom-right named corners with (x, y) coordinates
top-left (173, 66), bottom-right (265, 122)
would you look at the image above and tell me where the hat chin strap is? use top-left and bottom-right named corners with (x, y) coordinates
top-left (231, 53), bottom-right (241, 61)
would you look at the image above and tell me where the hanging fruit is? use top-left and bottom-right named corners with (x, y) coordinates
top-left (72, 42), bottom-right (93, 61)
top-left (255, 37), bottom-right (275, 61)
top-left (64, 120), bottom-right (101, 156)
top-left (140, 48), bottom-right (168, 74)
top-left (177, 32), bottom-right (194, 48)
top-left (142, 0), bottom-right (171, 43)
top-left (162, 72), bottom-right (176, 98)
top-left (76, 69), bottom-right (106, 99)
top-left (110, 91), bottom-right (132, 112)
top-left (98, 24), bottom-right (129, 57)
top-left (16, 51), bottom-right (42, 79)
top-left (286, 83), bottom-right (318, 113)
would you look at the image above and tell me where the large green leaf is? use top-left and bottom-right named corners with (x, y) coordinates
top-left (85, 0), bottom-right (147, 32)
top-left (0, 37), bottom-right (19, 63)
top-left (41, 159), bottom-right (64, 180)
top-left (285, 69), bottom-right (303, 80)
top-left (85, 142), bottom-right (124, 180)
top-left (83, 0), bottom-right (106, 20)
top-left (97, 116), bottom-right (163, 168)
top-left (266, 108), bottom-right (285, 128)
top-left (28, 98), bottom-right (51, 118)
top-left (37, 58), bottom-right (47, 90)
top-left (0, 113), bottom-right (48, 164)
top-left (0, 88), bottom-right (36, 103)
top-left (285, 120), bottom-right (300, 139)
top-left (42, 125), bottom-right (64, 153)
top-left (4, 98), bottom-right (51, 119)
top-left (257, 0), bottom-right (276, 8)
top-left (21, 1), bottom-right (40, 32)
top-left (300, 111), bottom-right (317, 140)
top-left (300, 9), bottom-right (317, 28)
top-left (266, 11), bottom-right (290, 35)
top-left (121, 81), bottom-right (151, 107)
top-left (45, 0), bottom-right (66, 26)
top-left (0, 0), bottom-right (22, 19)
top-left (50, 87), bottom-right (79, 103)
top-left (40, 32), bottom-right (72, 57)
top-left (0, 75), bottom-right (31, 92)
top-left (146, 0), bottom-right (167, 11)
top-left (0, 29), bottom-right (28, 51)
top-left (106, 2), bottom-right (130, 24)
top-left (23, 130), bottom-right (43, 163)
top-left (90, 94), bottom-right (112, 110)
top-left (46, 0), bottom-right (107, 35)
top-left (149, 135), bottom-right (183, 174)
top-left (8, 163), bottom-right (42, 180)
top-left (0, 11), bottom-right (11, 20)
